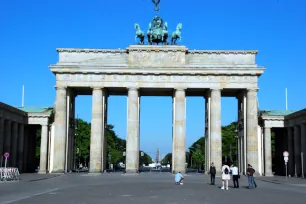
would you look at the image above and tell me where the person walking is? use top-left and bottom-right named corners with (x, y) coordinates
top-left (221, 162), bottom-right (230, 190)
top-left (209, 162), bottom-right (216, 185)
top-left (247, 164), bottom-right (256, 189)
top-left (230, 163), bottom-right (239, 188)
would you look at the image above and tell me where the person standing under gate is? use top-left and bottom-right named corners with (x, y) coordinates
top-left (209, 162), bottom-right (216, 185)
top-left (230, 164), bottom-right (239, 188)
top-left (221, 162), bottom-right (230, 190)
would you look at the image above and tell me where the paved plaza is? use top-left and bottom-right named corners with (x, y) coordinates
top-left (0, 173), bottom-right (305, 204)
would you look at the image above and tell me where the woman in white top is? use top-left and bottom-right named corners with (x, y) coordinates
top-left (221, 163), bottom-right (230, 190)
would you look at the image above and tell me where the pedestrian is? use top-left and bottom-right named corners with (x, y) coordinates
top-left (247, 164), bottom-right (256, 189)
top-left (175, 172), bottom-right (184, 185)
top-left (221, 162), bottom-right (230, 190)
top-left (209, 162), bottom-right (216, 185)
top-left (230, 163), bottom-right (239, 188)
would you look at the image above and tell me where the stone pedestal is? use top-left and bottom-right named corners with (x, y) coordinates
top-left (246, 89), bottom-right (259, 173)
top-left (294, 126), bottom-right (301, 176)
top-left (264, 127), bottom-right (273, 176)
top-left (39, 125), bottom-right (49, 174)
top-left (126, 88), bottom-right (140, 173)
top-left (89, 88), bottom-right (105, 173)
top-left (173, 89), bottom-right (186, 173)
top-left (210, 89), bottom-right (222, 174)
top-left (52, 86), bottom-right (67, 173)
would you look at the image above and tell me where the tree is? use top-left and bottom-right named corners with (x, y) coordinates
top-left (221, 122), bottom-right (238, 164)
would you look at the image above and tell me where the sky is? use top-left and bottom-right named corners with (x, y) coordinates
top-left (1, 0), bottom-right (306, 159)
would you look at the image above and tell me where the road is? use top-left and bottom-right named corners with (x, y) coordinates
top-left (0, 173), bottom-right (305, 204)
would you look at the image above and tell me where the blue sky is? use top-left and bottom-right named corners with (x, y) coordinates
top-left (1, 0), bottom-right (306, 159)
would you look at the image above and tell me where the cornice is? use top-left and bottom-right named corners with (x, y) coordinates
top-left (0, 102), bottom-right (27, 116)
top-left (187, 50), bottom-right (258, 55)
top-left (56, 48), bottom-right (127, 54)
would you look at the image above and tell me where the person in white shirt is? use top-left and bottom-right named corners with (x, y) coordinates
top-left (221, 163), bottom-right (230, 190)
top-left (230, 164), bottom-right (239, 188)
top-left (175, 172), bottom-right (184, 185)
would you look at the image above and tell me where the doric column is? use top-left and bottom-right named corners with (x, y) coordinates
top-left (172, 88), bottom-right (186, 173)
top-left (287, 127), bottom-right (294, 176)
top-left (52, 86), bottom-right (67, 173)
top-left (246, 89), bottom-right (259, 173)
top-left (210, 89), bottom-right (222, 174)
top-left (0, 118), bottom-right (4, 161)
top-left (301, 123), bottom-right (306, 177)
top-left (264, 127), bottom-right (273, 176)
top-left (23, 127), bottom-right (29, 172)
top-left (89, 87), bottom-right (105, 173)
top-left (4, 120), bottom-right (12, 166)
top-left (39, 125), bottom-right (48, 174)
top-left (126, 88), bottom-right (140, 173)
top-left (294, 126), bottom-right (302, 177)
top-left (11, 122), bottom-right (18, 167)
top-left (17, 124), bottom-right (24, 172)
top-left (204, 92), bottom-right (211, 174)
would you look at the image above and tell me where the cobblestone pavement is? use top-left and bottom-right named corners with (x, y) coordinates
top-left (0, 173), bottom-right (305, 204)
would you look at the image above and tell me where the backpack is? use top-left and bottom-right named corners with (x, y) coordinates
top-left (224, 167), bottom-right (229, 175)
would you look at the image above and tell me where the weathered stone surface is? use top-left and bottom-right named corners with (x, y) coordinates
top-left (264, 127), bottom-right (273, 176)
top-left (39, 125), bottom-right (48, 174)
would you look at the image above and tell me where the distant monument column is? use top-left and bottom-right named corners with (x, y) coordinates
top-left (264, 127), bottom-right (273, 176)
top-left (246, 89), bottom-right (259, 173)
top-left (89, 87), bottom-right (105, 173)
top-left (126, 88), bottom-right (140, 173)
top-left (52, 86), bottom-right (67, 173)
top-left (39, 125), bottom-right (49, 174)
top-left (294, 126), bottom-right (302, 176)
top-left (173, 88), bottom-right (186, 173)
top-left (210, 89), bottom-right (222, 174)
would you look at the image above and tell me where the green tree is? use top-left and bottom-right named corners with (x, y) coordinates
top-left (221, 122), bottom-right (238, 164)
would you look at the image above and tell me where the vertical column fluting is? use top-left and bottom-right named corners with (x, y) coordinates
top-left (0, 118), bottom-right (4, 164)
top-left (264, 127), bottom-right (273, 176)
top-left (287, 127), bottom-right (294, 176)
top-left (246, 89), bottom-right (259, 173)
top-left (52, 86), bottom-right (67, 173)
top-left (294, 126), bottom-right (301, 177)
top-left (126, 88), bottom-right (140, 173)
top-left (89, 87), bottom-right (104, 173)
top-left (39, 125), bottom-right (48, 173)
top-left (11, 122), bottom-right (18, 167)
top-left (204, 92), bottom-right (211, 173)
top-left (301, 124), bottom-right (306, 177)
top-left (172, 95), bottom-right (175, 172)
top-left (17, 124), bottom-right (24, 172)
top-left (4, 120), bottom-right (12, 166)
top-left (173, 89), bottom-right (186, 173)
top-left (210, 89), bottom-right (222, 174)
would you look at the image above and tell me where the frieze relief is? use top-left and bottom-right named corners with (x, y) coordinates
top-left (57, 73), bottom-right (257, 84)
top-left (128, 51), bottom-right (185, 66)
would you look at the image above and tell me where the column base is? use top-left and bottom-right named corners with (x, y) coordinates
top-left (49, 170), bottom-right (65, 174)
top-left (125, 169), bottom-right (139, 174)
top-left (38, 170), bottom-right (47, 174)
top-left (89, 169), bottom-right (102, 174)
top-left (264, 173), bottom-right (274, 177)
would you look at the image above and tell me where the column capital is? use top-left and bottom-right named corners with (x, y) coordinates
top-left (55, 85), bottom-right (67, 90)
top-left (127, 87), bottom-right (139, 91)
top-left (247, 88), bottom-right (259, 93)
top-left (91, 86), bottom-right (104, 90)
top-left (210, 88), bottom-right (222, 92)
top-left (174, 87), bottom-right (186, 91)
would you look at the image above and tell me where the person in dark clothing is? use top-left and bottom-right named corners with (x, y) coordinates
top-left (247, 164), bottom-right (256, 189)
top-left (209, 162), bottom-right (216, 185)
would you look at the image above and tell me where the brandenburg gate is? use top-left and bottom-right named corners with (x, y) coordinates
top-left (48, 1), bottom-right (264, 174)
top-left (49, 44), bottom-right (264, 174)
